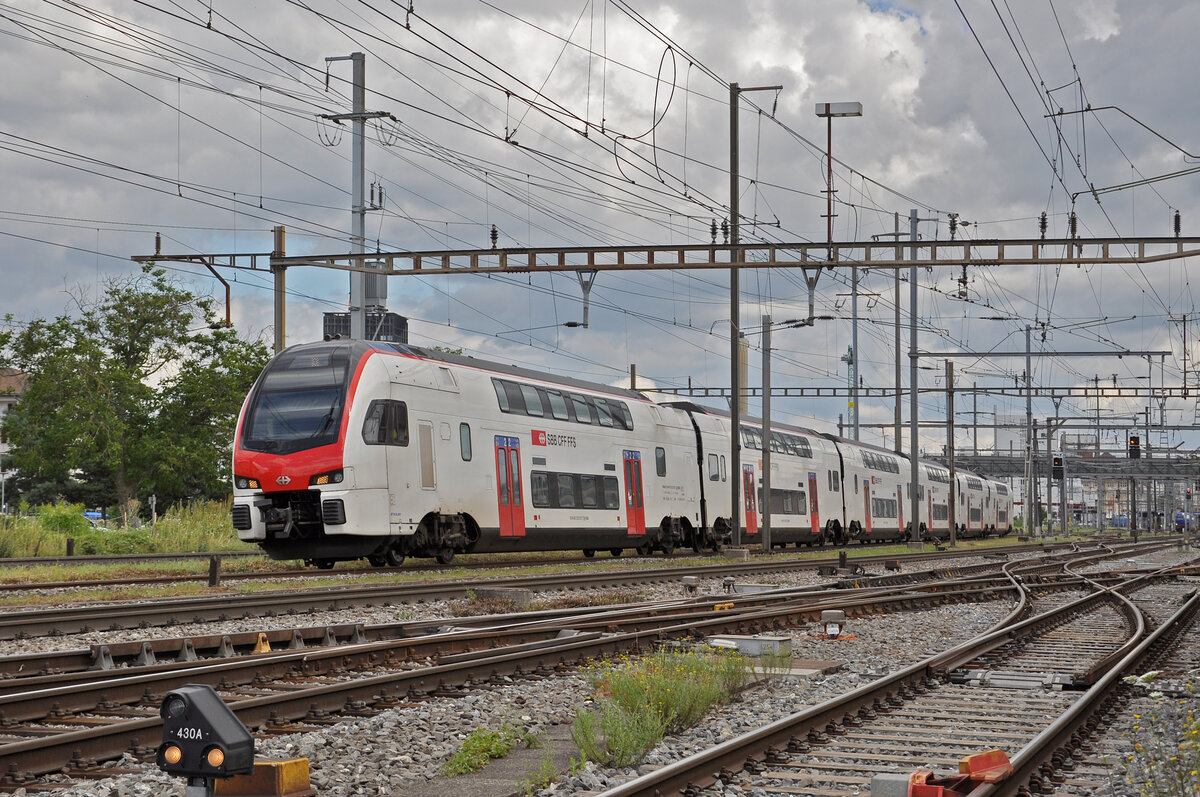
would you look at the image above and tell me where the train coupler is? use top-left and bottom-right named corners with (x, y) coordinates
top-left (871, 749), bottom-right (1012, 797)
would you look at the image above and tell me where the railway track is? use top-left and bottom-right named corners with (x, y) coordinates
top-left (0, 543), bottom-right (1190, 792)
top-left (0, 540), bottom-right (1173, 643)
top-left (0, 567), bottom-right (1030, 787)
top-left (0, 545), bottom-right (1060, 640)
top-left (593, 562), bottom-right (1200, 796)
top-left (0, 538), bottom-right (1159, 593)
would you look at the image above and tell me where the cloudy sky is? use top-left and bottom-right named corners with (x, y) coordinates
top-left (2, 0), bottom-right (1198, 461)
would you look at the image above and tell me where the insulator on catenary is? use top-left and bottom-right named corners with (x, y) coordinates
top-left (710, 219), bottom-right (718, 244)
top-left (490, 224), bottom-right (498, 250)
top-left (1069, 212), bottom-right (1077, 239)
top-left (1175, 210), bottom-right (1182, 238)
top-left (1039, 211), bottom-right (1048, 240)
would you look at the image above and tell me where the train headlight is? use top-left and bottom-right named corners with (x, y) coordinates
top-left (234, 476), bottom-right (260, 490)
top-left (309, 469), bottom-right (344, 486)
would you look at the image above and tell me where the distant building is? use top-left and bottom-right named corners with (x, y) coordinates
top-left (0, 368), bottom-right (26, 458)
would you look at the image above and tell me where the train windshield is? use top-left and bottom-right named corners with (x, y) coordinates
top-left (241, 343), bottom-right (357, 454)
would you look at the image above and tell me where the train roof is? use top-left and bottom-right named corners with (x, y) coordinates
top-left (303, 339), bottom-right (653, 403)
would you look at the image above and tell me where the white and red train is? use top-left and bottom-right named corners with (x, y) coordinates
top-left (231, 340), bottom-right (1012, 567)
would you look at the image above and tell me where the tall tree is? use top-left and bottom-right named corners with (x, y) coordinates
top-left (0, 266), bottom-right (269, 519)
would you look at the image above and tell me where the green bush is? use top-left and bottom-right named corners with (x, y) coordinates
top-left (36, 502), bottom-right (90, 536)
top-left (0, 499), bottom-right (255, 558)
top-left (572, 646), bottom-right (750, 767)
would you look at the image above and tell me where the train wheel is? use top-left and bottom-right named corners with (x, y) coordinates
top-left (313, 559), bottom-right (335, 570)
top-left (661, 539), bottom-right (675, 556)
top-left (367, 555), bottom-right (387, 568)
top-left (436, 548), bottom-right (455, 565)
top-left (609, 548), bottom-right (623, 557)
top-left (582, 549), bottom-right (596, 558)
top-left (385, 546), bottom-right (406, 567)
top-left (636, 542), bottom-right (653, 557)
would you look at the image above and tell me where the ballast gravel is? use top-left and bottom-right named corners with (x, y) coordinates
top-left (10, 545), bottom-right (1190, 797)
top-left (20, 596), bottom-right (1012, 796)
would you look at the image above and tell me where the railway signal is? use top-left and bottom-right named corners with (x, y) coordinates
top-left (1128, 435), bottom-right (1141, 459)
top-left (1052, 456), bottom-right (1064, 480)
top-left (157, 684), bottom-right (254, 796)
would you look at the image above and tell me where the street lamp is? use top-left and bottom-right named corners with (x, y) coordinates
top-left (814, 102), bottom-right (863, 244)
top-left (815, 101), bottom-right (863, 439)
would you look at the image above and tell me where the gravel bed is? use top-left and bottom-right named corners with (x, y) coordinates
top-left (0, 555), bottom-right (1023, 657)
top-left (7, 548), bottom-right (1166, 796)
top-left (22, 595), bottom-right (1013, 796)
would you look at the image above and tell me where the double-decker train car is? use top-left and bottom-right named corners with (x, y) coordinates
top-left (231, 340), bottom-right (1012, 567)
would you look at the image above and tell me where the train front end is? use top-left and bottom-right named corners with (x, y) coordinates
top-left (230, 340), bottom-right (389, 565)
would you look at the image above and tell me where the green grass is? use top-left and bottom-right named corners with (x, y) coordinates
top-left (755, 647), bottom-right (795, 681)
top-left (517, 751), bottom-right (558, 796)
top-left (571, 646), bottom-right (750, 767)
top-left (0, 499), bottom-right (258, 558)
top-left (440, 723), bottom-right (539, 777)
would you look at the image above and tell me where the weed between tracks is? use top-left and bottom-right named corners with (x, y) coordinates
top-left (440, 722), bottom-right (541, 776)
top-left (1109, 675), bottom-right (1200, 796)
top-left (571, 646), bottom-right (751, 767)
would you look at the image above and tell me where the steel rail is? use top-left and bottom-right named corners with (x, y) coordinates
top-left (591, 564), bottom-right (1164, 797)
top-left (0, 544), bottom-right (1159, 785)
top-left (0, 548), bottom-right (1134, 678)
top-left (0, 540), bottom-right (1093, 594)
top-left (0, 542), bottom-right (1108, 641)
top-left (0, 576), bottom-right (1026, 783)
top-left (967, 586), bottom-right (1200, 796)
top-left (0, 577), bottom-right (1021, 718)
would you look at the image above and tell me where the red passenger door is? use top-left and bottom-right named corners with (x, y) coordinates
top-left (864, 481), bottom-right (873, 535)
top-left (494, 436), bottom-right (525, 537)
top-left (742, 464), bottom-right (758, 536)
top-left (808, 472), bottom-right (820, 535)
top-left (622, 450), bottom-right (646, 536)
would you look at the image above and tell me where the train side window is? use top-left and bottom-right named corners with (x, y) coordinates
top-left (492, 379), bottom-right (510, 412)
top-left (580, 475), bottom-right (599, 508)
top-left (530, 472), bottom-right (550, 507)
top-left (570, 394), bottom-right (593, 424)
top-left (556, 473), bottom-right (578, 507)
top-left (545, 390), bottom-right (570, 421)
top-left (362, 400), bottom-right (409, 446)
top-left (708, 453), bottom-right (720, 481)
top-left (503, 381), bottom-right (526, 413)
top-left (593, 398), bottom-right (614, 427)
top-left (655, 447), bottom-right (667, 477)
top-left (459, 423), bottom-right (472, 461)
top-left (603, 476), bottom-right (620, 509)
top-left (520, 385), bottom-right (544, 417)
top-left (612, 401), bottom-right (634, 430)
